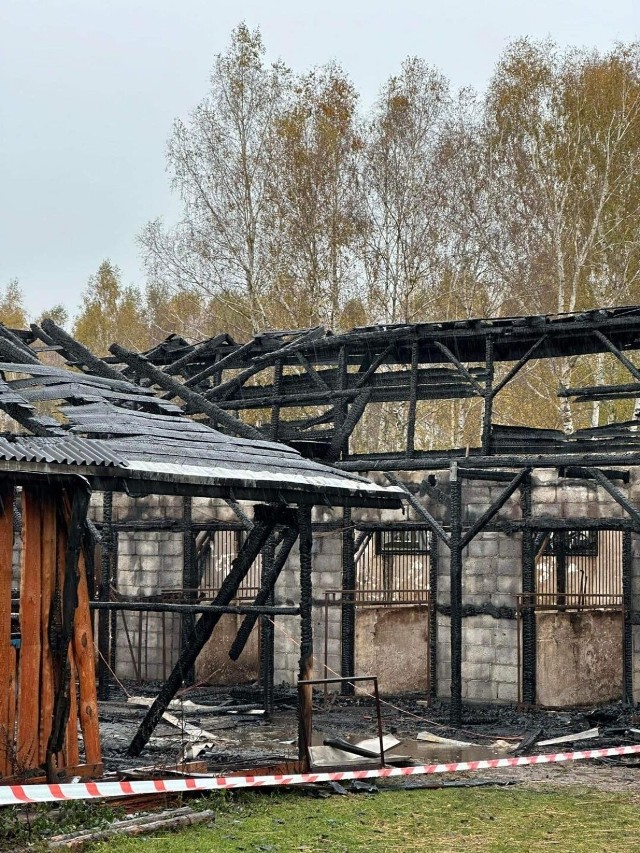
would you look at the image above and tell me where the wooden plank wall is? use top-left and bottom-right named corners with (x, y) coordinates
top-left (0, 482), bottom-right (102, 779)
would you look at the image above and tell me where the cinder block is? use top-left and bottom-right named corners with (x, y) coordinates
top-left (464, 644), bottom-right (495, 664)
top-left (463, 626), bottom-right (495, 647)
top-left (134, 539), bottom-right (160, 557)
top-left (464, 679), bottom-right (496, 701)
top-left (495, 645), bottom-right (516, 665)
top-left (497, 576), bottom-right (520, 595)
top-left (533, 487), bottom-right (557, 504)
top-left (463, 662), bottom-right (493, 681)
top-left (498, 537), bottom-right (520, 558)
top-left (492, 664), bottom-right (517, 685)
top-left (497, 682), bottom-right (518, 702)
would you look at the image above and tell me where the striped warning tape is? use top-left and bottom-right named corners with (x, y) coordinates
top-left (1, 743), bottom-right (639, 806)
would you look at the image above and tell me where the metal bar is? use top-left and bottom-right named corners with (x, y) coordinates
top-left (90, 601), bottom-right (300, 615)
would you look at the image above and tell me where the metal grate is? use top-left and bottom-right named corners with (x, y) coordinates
top-left (535, 529), bottom-right (622, 605)
top-left (355, 527), bottom-right (430, 602)
top-left (199, 528), bottom-right (263, 599)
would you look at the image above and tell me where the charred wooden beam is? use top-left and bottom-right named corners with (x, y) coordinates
top-left (109, 343), bottom-right (265, 442)
top-left (383, 472), bottom-right (450, 548)
top-left (559, 466), bottom-right (630, 483)
top-left (228, 524), bottom-right (300, 661)
top-left (184, 339), bottom-right (257, 388)
top-left (295, 352), bottom-right (330, 390)
top-left (41, 320), bottom-right (129, 383)
top-left (432, 341), bottom-right (484, 395)
top-left (89, 601), bottom-right (300, 615)
top-left (558, 382), bottom-right (640, 400)
top-left (593, 330), bottom-right (640, 382)
top-left (126, 504), bottom-right (288, 757)
top-left (491, 336), bottom-right (547, 398)
top-left (459, 468), bottom-right (529, 550)
top-left (326, 389), bottom-right (371, 463)
top-left (589, 468), bottom-right (640, 531)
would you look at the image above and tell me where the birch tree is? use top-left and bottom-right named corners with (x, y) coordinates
top-left (361, 58), bottom-right (451, 324)
top-left (140, 24), bottom-right (290, 334)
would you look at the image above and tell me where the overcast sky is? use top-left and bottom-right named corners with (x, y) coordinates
top-left (1, 0), bottom-right (638, 320)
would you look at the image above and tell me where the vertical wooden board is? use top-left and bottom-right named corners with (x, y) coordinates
top-left (0, 482), bottom-right (14, 777)
top-left (63, 654), bottom-right (80, 769)
top-left (39, 494), bottom-right (56, 765)
top-left (17, 488), bottom-right (42, 771)
top-left (72, 550), bottom-right (101, 765)
top-left (6, 646), bottom-right (17, 777)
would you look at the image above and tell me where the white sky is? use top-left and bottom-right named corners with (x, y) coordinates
top-left (1, 0), bottom-right (638, 319)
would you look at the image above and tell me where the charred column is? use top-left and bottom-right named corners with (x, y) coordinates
top-left (181, 496), bottom-right (197, 686)
top-left (340, 506), bottom-right (356, 695)
top-left (428, 531), bottom-right (438, 700)
top-left (449, 463), bottom-right (463, 726)
top-left (297, 504), bottom-right (314, 762)
top-left (260, 535), bottom-right (276, 714)
top-left (520, 472), bottom-right (536, 706)
top-left (481, 335), bottom-right (494, 455)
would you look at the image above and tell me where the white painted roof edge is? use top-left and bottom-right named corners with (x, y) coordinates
top-left (123, 459), bottom-right (403, 496)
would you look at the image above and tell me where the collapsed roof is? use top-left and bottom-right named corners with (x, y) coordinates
top-left (0, 328), bottom-right (402, 508)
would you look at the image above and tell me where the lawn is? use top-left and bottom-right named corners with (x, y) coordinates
top-left (89, 785), bottom-right (640, 853)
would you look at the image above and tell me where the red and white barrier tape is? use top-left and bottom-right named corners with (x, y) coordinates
top-left (1, 743), bottom-right (639, 806)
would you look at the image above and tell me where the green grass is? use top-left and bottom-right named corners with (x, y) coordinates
top-left (89, 786), bottom-right (640, 853)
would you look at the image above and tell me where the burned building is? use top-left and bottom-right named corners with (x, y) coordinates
top-left (3, 303), bottom-right (640, 783)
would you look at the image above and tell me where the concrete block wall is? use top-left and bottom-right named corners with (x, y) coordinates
top-left (78, 461), bottom-right (640, 703)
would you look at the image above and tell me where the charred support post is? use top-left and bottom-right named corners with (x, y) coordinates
top-left (449, 463), bottom-right (463, 726)
top-left (230, 522), bottom-right (299, 660)
top-left (623, 530), bottom-right (633, 705)
top-left (259, 536), bottom-right (276, 714)
top-left (97, 491), bottom-right (113, 701)
top-left (181, 496), bottom-right (197, 686)
top-left (520, 472), bottom-right (536, 706)
top-left (428, 532), bottom-right (438, 700)
top-left (340, 506), bottom-right (356, 695)
top-left (407, 341), bottom-right (419, 456)
top-left (127, 504), bottom-right (286, 757)
top-left (298, 505), bottom-right (314, 763)
top-left (270, 359), bottom-right (284, 441)
top-left (481, 336), bottom-right (494, 455)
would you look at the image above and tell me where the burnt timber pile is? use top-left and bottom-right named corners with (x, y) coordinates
top-left (3, 306), bottom-right (640, 781)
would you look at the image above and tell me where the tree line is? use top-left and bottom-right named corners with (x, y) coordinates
top-left (4, 25), bottom-right (640, 442)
